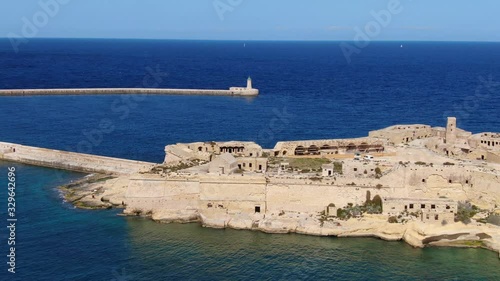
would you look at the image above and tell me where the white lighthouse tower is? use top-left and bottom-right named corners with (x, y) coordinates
top-left (247, 77), bottom-right (253, 89)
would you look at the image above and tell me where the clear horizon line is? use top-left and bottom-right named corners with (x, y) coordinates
top-left (1, 36), bottom-right (500, 43)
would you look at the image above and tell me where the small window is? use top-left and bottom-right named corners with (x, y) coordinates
top-left (354, 168), bottom-right (358, 172)
top-left (255, 206), bottom-right (261, 213)
top-left (421, 204), bottom-right (426, 209)
top-left (431, 204), bottom-right (436, 209)
top-left (422, 179), bottom-right (426, 183)
top-left (446, 205), bottom-right (450, 210)
top-left (448, 180), bottom-right (452, 184)
top-left (465, 180), bottom-right (469, 184)
top-left (249, 163), bottom-right (253, 168)
top-left (207, 203), bottom-right (213, 208)
top-left (435, 215), bottom-right (439, 220)
top-left (409, 204), bottom-right (414, 209)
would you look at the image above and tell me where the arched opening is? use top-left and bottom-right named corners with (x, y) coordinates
top-left (282, 150), bottom-right (287, 156)
top-left (198, 147), bottom-right (203, 152)
top-left (295, 146), bottom-right (306, 155)
top-left (346, 143), bottom-right (357, 152)
top-left (358, 142), bottom-right (369, 152)
top-left (321, 144), bottom-right (332, 150)
top-left (308, 145), bottom-right (319, 155)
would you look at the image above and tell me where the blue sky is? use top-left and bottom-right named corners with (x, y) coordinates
top-left (1, 0), bottom-right (499, 41)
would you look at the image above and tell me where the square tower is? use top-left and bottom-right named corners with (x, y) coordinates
top-left (445, 117), bottom-right (457, 144)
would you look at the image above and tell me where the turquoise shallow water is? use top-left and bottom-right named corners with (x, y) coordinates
top-left (0, 161), bottom-right (499, 281)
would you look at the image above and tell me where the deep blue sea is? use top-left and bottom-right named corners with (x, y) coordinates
top-left (0, 39), bottom-right (500, 280)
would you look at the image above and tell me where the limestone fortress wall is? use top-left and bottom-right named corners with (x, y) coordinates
top-left (0, 141), bottom-right (154, 175)
top-left (124, 161), bottom-right (500, 225)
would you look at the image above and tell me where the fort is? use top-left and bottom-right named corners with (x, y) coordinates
top-left (0, 77), bottom-right (259, 97)
top-left (1, 116), bottom-right (500, 257)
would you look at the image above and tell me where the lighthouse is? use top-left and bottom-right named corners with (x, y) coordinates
top-left (247, 77), bottom-right (253, 89)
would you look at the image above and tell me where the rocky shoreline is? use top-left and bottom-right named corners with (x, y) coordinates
top-left (58, 174), bottom-right (127, 210)
top-left (59, 176), bottom-right (500, 259)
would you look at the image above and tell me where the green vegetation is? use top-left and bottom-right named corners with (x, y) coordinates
top-left (374, 167), bottom-right (382, 178)
top-left (415, 161), bottom-right (426, 165)
top-left (169, 162), bottom-right (196, 172)
top-left (376, 184), bottom-right (383, 189)
top-left (456, 201), bottom-right (479, 224)
top-left (336, 193), bottom-right (383, 220)
top-left (336, 204), bottom-right (363, 220)
top-left (456, 240), bottom-right (485, 247)
top-left (286, 157), bottom-right (331, 171)
top-left (333, 162), bottom-right (343, 174)
top-left (443, 162), bottom-right (455, 166)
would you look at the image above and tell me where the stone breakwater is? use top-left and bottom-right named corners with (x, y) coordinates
top-left (0, 87), bottom-right (259, 97)
top-left (0, 142), bottom-right (155, 175)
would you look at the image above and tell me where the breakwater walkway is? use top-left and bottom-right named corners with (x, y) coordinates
top-left (0, 142), bottom-right (156, 175)
top-left (0, 87), bottom-right (259, 97)
top-left (0, 78), bottom-right (259, 97)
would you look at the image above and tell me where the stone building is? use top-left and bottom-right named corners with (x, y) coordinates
top-left (229, 77), bottom-right (259, 96)
top-left (164, 141), bottom-right (263, 163)
top-left (383, 197), bottom-right (457, 224)
top-left (273, 137), bottom-right (385, 157)
top-left (236, 157), bottom-right (268, 173)
top-left (425, 117), bottom-right (500, 163)
top-left (369, 124), bottom-right (433, 144)
top-left (208, 153), bottom-right (238, 175)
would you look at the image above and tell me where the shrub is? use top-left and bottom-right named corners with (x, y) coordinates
top-left (487, 214), bottom-right (500, 226)
top-left (365, 204), bottom-right (382, 214)
top-left (333, 162), bottom-right (343, 174)
top-left (415, 161), bottom-right (426, 165)
top-left (388, 216), bottom-right (398, 223)
top-left (337, 208), bottom-right (347, 219)
top-left (376, 184), bottom-right (383, 189)
top-left (372, 195), bottom-right (383, 210)
top-left (456, 201), bottom-right (478, 224)
top-left (375, 167), bottom-right (382, 178)
top-left (443, 162), bottom-right (455, 166)
top-left (365, 191), bottom-right (372, 205)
